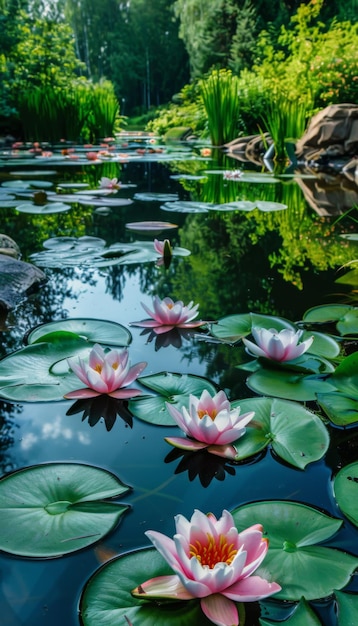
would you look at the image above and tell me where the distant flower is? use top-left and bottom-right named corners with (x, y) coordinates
top-left (201, 147), bottom-right (212, 157)
top-left (165, 390), bottom-right (254, 456)
top-left (99, 176), bottom-right (120, 190)
top-left (37, 151), bottom-right (53, 158)
top-left (64, 343), bottom-right (147, 399)
top-left (132, 509), bottom-right (281, 626)
top-left (86, 151), bottom-right (98, 161)
top-left (242, 327), bottom-right (314, 362)
top-left (130, 296), bottom-right (206, 333)
top-left (153, 239), bottom-right (172, 266)
top-left (223, 170), bottom-right (243, 180)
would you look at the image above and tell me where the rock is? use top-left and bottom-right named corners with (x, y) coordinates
top-left (0, 234), bottom-right (21, 259)
top-left (0, 254), bottom-right (47, 313)
top-left (296, 103), bottom-right (358, 160)
top-left (295, 173), bottom-right (358, 216)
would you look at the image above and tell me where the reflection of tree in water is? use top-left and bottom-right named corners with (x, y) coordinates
top-left (1, 267), bottom-right (99, 356)
top-left (0, 401), bottom-right (22, 475)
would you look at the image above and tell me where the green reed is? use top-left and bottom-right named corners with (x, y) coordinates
top-left (200, 69), bottom-right (240, 146)
top-left (261, 93), bottom-right (309, 163)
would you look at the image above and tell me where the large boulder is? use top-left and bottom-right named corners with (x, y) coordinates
top-left (0, 253), bottom-right (47, 315)
top-left (296, 103), bottom-right (358, 160)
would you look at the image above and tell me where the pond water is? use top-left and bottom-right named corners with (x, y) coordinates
top-left (0, 136), bottom-right (358, 626)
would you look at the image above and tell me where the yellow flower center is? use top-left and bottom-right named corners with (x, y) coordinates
top-left (189, 533), bottom-right (237, 568)
top-left (166, 303), bottom-right (174, 309)
top-left (94, 364), bottom-right (102, 373)
top-left (197, 409), bottom-right (217, 421)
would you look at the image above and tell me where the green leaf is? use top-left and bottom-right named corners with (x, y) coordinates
top-left (260, 598), bottom-right (322, 626)
top-left (231, 397), bottom-right (329, 469)
top-left (0, 463), bottom-right (130, 557)
top-left (317, 393), bottom-right (358, 426)
top-left (232, 501), bottom-right (357, 601)
top-left (335, 590), bottom-right (358, 626)
top-left (304, 331), bottom-right (340, 359)
top-left (27, 318), bottom-right (132, 347)
top-left (211, 313), bottom-right (295, 343)
top-left (80, 548), bottom-right (213, 626)
top-left (337, 310), bottom-right (358, 336)
top-left (334, 462), bottom-right (358, 527)
top-left (329, 352), bottom-right (358, 396)
top-left (303, 304), bottom-right (353, 323)
top-left (16, 201), bottom-right (71, 213)
top-left (128, 373), bottom-right (217, 425)
top-left (255, 201), bottom-right (287, 211)
top-left (246, 369), bottom-right (337, 401)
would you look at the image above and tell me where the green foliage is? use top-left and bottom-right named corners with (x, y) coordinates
top-left (86, 80), bottom-right (120, 140)
top-left (200, 69), bottom-right (240, 145)
top-left (261, 92), bottom-right (309, 162)
top-left (147, 82), bottom-right (207, 137)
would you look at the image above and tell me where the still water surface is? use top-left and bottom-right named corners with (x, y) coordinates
top-left (0, 140), bottom-right (357, 625)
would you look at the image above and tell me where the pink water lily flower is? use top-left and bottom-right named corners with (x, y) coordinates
top-left (99, 176), bottom-right (120, 190)
top-left (132, 509), bottom-right (281, 626)
top-left (242, 327), bottom-right (314, 362)
top-left (64, 343), bottom-right (147, 399)
top-left (153, 238), bottom-right (171, 256)
top-left (130, 296), bottom-right (206, 334)
top-left (165, 390), bottom-right (254, 458)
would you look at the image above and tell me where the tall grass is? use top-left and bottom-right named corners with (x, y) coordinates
top-left (261, 93), bottom-right (309, 163)
top-left (200, 69), bottom-right (240, 146)
top-left (86, 81), bottom-right (120, 140)
top-left (18, 83), bottom-right (92, 143)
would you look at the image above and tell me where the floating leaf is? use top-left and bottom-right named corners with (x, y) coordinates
top-left (317, 393), bottom-right (358, 426)
top-left (16, 201), bottom-right (71, 214)
top-left (255, 201), bottom-right (287, 211)
top-left (328, 352), bottom-right (358, 396)
top-left (334, 462), bottom-right (358, 527)
top-left (210, 201), bottom-right (256, 212)
top-left (129, 372), bottom-right (217, 426)
top-left (246, 368), bottom-right (337, 401)
top-left (304, 331), bottom-right (340, 359)
top-left (160, 200), bottom-right (214, 213)
top-left (231, 397), bottom-right (329, 469)
top-left (80, 547), bottom-right (212, 626)
top-left (0, 463), bottom-right (130, 557)
top-left (335, 590), bottom-right (358, 626)
top-left (125, 221), bottom-right (178, 232)
top-left (211, 313), bottom-right (295, 343)
top-left (134, 192), bottom-right (179, 201)
top-left (232, 501), bottom-right (357, 601)
top-left (27, 318), bottom-right (132, 347)
top-left (259, 598), bottom-right (322, 626)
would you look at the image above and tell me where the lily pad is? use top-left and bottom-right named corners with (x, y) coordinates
top-left (302, 304), bottom-right (358, 336)
top-left (80, 547), bottom-right (212, 626)
top-left (211, 313), bottom-right (295, 343)
top-left (255, 201), bottom-right (287, 211)
top-left (246, 368), bottom-right (337, 401)
top-left (232, 501), bottom-right (358, 601)
top-left (125, 221), bottom-right (178, 232)
top-left (317, 393), bottom-right (358, 427)
top-left (210, 201), bottom-right (256, 212)
top-left (333, 462), bottom-right (358, 527)
top-left (259, 599), bottom-right (322, 626)
top-left (0, 463), bottom-right (130, 557)
top-left (231, 397), bottom-right (329, 469)
top-left (328, 352), bottom-right (358, 396)
top-left (134, 192), bottom-right (179, 201)
top-left (160, 200), bottom-right (214, 213)
top-left (129, 372), bottom-right (217, 426)
top-left (335, 590), bottom-right (358, 626)
top-left (16, 201), bottom-right (71, 214)
top-left (27, 318), bottom-right (132, 347)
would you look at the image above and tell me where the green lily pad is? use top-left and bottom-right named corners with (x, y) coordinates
top-left (335, 590), bottom-right (358, 626)
top-left (302, 304), bottom-right (358, 336)
top-left (134, 192), bottom-right (179, 201)
top-left (2, 180), bottom-right (31, 189)
top-left (334, 462), bottom-right (358, 527)
top-left (246, 368), bottom-right (337, 401)
top-left (231, 397), bottom-right (329, 469)
top-left (27, 318), bottom-right (132, 347)
top-left (328, 352), bottom-right (358, 396)
top-left (259, 598), bottom-right (322, 626)
top-left (317, 393), bottom-right (358, 426)
top-left (0, 463), bottom-right (130, 557)
top-left (304, 330), bottom-right (340, 359)
top-left (211, 313), bottom-right (295, 343)
top-left (80, 547), bottom-right (213, 626)
top-left (16, 201), bottom-right (71, 214)
top-left (129, 373), bottom-right (217, 426)
top-left (232, 501), bottom-right (358, 601)
top-left (210, 201), bottom-right (256, 212)
top-left (255, 201), bottom-right (287, 211)
top-left (160, 200), bottom-right (214, 213)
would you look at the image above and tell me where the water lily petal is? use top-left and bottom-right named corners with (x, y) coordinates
top-left (108, 388), bottom-right (143, 399)
top-left (64, 388), bottom-right (101, 399)
top-left (131, 574), bottom-right (194, 600)
top-left (200, 594), bottom-right (239, 626)
top-left (164, 437), bottom-right (208, 451)
top-left (223, 575), bottom-right (281, 602)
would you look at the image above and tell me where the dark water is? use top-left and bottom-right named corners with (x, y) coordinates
top-left (0, 142), bottom-right (357, 625)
